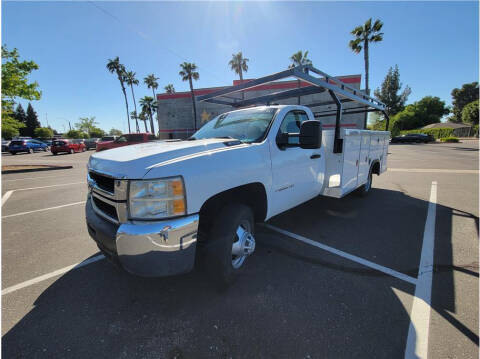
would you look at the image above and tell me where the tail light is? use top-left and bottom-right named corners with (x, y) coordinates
top-left (22, 141), bottom-right (26, 145)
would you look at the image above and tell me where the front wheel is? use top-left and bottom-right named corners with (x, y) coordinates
top-left (10, 152), bottom-right (16, 155)
top-left (201, 203), bottom-right (256, 287)
top-left (69, 148), bottom-right (74, 154)
top-left (29, 148), bottom-right (33, 154)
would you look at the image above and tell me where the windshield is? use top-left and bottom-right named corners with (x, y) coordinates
top-left (192, 107), bottom-right (277, 143)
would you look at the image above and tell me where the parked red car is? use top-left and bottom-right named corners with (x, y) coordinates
top-left (51, 139), bottom-right (86, 155)
top-left (96, 133), bottom-right (156, 152)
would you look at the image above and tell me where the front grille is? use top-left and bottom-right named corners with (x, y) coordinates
top-left (92, 196), bottom-right (118, 221)
top-left (90, 171), bottom-right (115, 193)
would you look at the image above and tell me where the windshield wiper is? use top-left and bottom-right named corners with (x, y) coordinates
top-left (186, 136), bottom-right (197, 141)
top-left (212, 136), bottom-right (237, 140)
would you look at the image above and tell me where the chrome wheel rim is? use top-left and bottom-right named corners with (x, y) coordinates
top-left (231, 220), bottom-right (255, 269)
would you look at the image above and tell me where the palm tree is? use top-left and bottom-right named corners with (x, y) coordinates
top-left (349, 18), bottom-right (384, 96)
top-left (164, 84), bottom-right (176, 94)
top-left (138, 109), bottom-right (149, 132)
top-left (289, 50), bottom-right (312, 104)
top-left (179, 62), bottom-right (199, 131)
top-left (229, 52), bottom-right (249, 99)
top-left (106, 57), bottom-right (131, 133)
top-left (125, 71), bottom-right (140, 132)
top-left (139, 96), bottom-right (157, 135)
top-left (144, 74), bottom-right (159, 99)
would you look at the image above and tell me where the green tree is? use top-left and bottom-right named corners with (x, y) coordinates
top-left (89, 127), bottom-right (105, 138)
top-left (229, 52), bottom-right (249, 100)
top-left (109, 128), bottom-right (123, 136)
top-left (289, 50), bottom-right (312, 105)
top-left (34, 127), bottom-right (54, 138)
top-left (179, 62), bottom-right (199, 131)
top-left (2, 117), bottom-right (25, 139)
top-left (75, 116), bottom-right (98, 136)
top-left (450, 82), bottom-right (479, 122)
top-left (140, 96), bottom-right (157, 134)
top-left (374, 65), bottom-right (411, 129)
top-left (164, 84), bottom-right (175, 94)
top-left (138, 109), bottom-right (149, 132)
top-left (106, 57), bottom-right (131, 133)
top-left (22, 103), bottom-right (40, 137)
top-left (66, 129), bottom-right (87, 139)
top-left (391, 96), bottom-right (449, 133)
top-left (1, 45), bottom-right (41, 134)
top-left (461, 100), bottom-right (479, 125)
top-left (14, 103), bottom-right (26, 126)
top-left (125, 71), bottom-right (140, 132)
top-left (144, 73), bottom-right (159, 99)
top-left (349, 18), bottom-right (384, 96)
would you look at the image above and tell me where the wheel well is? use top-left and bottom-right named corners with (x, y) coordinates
top-left (197, 183), bottom-right (268, 243)
top-left (372, 160), bottom-right (381, 175)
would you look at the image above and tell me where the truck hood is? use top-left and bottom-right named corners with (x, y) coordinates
top-left (88, 138), bottom-right (244, 179)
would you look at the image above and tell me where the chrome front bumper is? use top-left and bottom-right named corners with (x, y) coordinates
top-left (86, 197), bottom-right (199, 277)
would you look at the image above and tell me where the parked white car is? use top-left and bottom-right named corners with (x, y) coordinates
top-left (86, 104), bottom-right (389, 284)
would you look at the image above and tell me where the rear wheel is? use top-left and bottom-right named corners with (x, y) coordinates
top-left (70, 148), bottom-right (74, 154)
top-left (29, 148), bottom-right (33, 154)
top-left (82, 147), bottom-right (86, 152)
top-left (10, 152), bottom-right (16, 155)
top-left (201, 203), bottom-right (255, 287)
top-left (53, 152), bottom-right (58, 156)
top-left (356, 167), bottom-right (373, 197)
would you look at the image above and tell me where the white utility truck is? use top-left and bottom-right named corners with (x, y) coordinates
top-left (86, 66), bottom-right (390, 285)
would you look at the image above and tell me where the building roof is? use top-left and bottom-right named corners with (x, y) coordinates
top-left (157, 75), bottom-right (361, 100)
top-left (422, 122), bottom-right (472, 129)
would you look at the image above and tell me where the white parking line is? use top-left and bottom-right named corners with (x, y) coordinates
top-left (1, 255), bottom-right (105, 296)
top-left (389, 168), bottom-right (478, 174)
top-left (405, 181), bottom-right (437, 359)
top-left (2, 173), bottom-right (83, 182)
top-left (2, 201), bottom-right (86, 218)
top-left (13, 182), bottom-right (84, 192)
top-left (2, 190), bottom-right (13, 206)
top-left (262, 223), bottom-right (418, 285)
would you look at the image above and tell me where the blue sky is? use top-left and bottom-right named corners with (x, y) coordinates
top-left (3, 1), bottom-right (478, 133)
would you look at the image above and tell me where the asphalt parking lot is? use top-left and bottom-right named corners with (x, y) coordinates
top-left (1, 142), bottom-right (479, 358)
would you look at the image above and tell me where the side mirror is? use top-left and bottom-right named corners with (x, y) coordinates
top-left (299, 120), bottom-right (322, 149)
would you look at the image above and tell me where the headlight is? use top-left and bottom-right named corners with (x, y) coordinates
top-left (129, 177), bottom-right (186, 219)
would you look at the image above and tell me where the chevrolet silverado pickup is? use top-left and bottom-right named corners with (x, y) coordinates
top-left (86, 104), bottom-right (389, 285)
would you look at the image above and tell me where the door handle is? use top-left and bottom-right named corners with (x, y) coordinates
top-left (310, 154), bottom-right (321, 159)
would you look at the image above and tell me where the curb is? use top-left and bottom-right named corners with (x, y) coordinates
top-left (2, 165), bottom-right (73, 174)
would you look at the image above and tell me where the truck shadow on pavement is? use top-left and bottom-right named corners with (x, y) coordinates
top-left (2, 188), bottom-right (478, 358)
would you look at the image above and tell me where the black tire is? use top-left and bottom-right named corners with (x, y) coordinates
top-left (201, 203), bottom-right (255, 287)
top-left (355, 166), bottom-right (373, 197)
top-left (53, 152), bottom-right (58, 156)
top-left (10, 152), bottom-right (16, 155)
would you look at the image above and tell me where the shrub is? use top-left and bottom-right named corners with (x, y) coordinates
top-left (399, 128), bottom-right (454, 139)
top-left (440, 137), bottom-right (459, 143)
top-left (66, 129), bottom-right (88, 139)
top-left (34, 127), bottom-right (54, 139)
